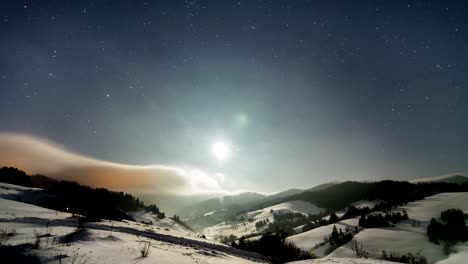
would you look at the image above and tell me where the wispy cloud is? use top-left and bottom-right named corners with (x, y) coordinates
top-left (0, 133), bottom-right (226, 195)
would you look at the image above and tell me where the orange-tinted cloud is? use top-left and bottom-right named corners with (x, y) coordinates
top-left (0, 133), bottom-right (224, 195)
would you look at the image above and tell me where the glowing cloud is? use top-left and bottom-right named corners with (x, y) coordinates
top-left (0, 133), bottom-right (225, 195)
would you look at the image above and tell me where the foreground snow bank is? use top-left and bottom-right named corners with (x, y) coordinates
top-left (0, 197), bottom-right (267, 263)
top-left (288, 257), bottom-right (402, 263)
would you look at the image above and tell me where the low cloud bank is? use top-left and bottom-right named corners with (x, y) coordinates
top-left (0, 133), bottom-right (225, 195)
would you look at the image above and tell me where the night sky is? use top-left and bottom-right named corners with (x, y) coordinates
top-left (1, 0), bottom-right (468, 193)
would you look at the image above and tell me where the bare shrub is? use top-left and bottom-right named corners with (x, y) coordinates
top-left (140, 241), bottom-right (151, 257)
top-left (32, 230), bottom-right (41, 249)
top-left (77, 216), bottom-right (85, 230)
top-left (0, 226), bottom-right (16, 246)
top-left (351, 239), bottom-right (367, 258)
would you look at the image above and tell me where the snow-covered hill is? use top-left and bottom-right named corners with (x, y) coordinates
top-left (287, 217), bottom-right (360, 257)
top-left (0, 182), bottom-right (47, 202)
top-left (0, 197), bottom-right (268, 263)
top-left (327, 192), bottom-right (468, 264)
top-left (204, 200), bottom-right (324, 238)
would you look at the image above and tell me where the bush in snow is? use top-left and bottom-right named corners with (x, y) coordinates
top-left (379, 250), bottom-right (428, 264)
top-left (140, 241), bottom-right (151, 257)
top-left (0, 226), bottom-right (16, 246)
top-left (351, 239), bottom-right (367, 258)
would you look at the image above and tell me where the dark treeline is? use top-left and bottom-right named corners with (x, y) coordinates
top-left (295, 180), bottom-right (468, 211)
top-left (379, 250), bottom-right (428, 264)
top-left (0, 166), bottom-right (165, 221)
top-left (0, 167), bottom-right (32, 187)
top-left (359, 211), bottom-right (408, 228)
top-left (171, 214), bottom-right (195, 232)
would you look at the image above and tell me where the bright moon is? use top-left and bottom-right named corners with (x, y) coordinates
top-left (211, 141), bottom-right (230, 161)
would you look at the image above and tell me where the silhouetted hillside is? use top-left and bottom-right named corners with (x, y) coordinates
top-left (295, 180), bottom-right (468, 211)
top-left (0, 167), bottom-right (32, 187)
top-left (0, 166), bottom-right (165, 222)
top-left (30, 174), bottom-right (58, 188)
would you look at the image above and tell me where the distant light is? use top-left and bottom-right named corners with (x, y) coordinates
top-left (235, 112), bottom-right (249, 127)
top-left (212, 141), bottom-right (230, 161)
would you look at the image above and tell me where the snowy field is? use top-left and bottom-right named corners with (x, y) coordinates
top-left (204, 200), bottom-right (324, 238)
top-left (0, 195), bottom-right (267, 263)
top-left (328, 193), bottom-right (468, 264)
top-left (288, 257), bottom-right (403, 264)
top-left (287, 217), bottom-right (360, 256)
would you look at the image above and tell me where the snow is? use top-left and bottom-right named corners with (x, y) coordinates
top-left (435, 242), bottom-right (468, 264)
top-left (0, 182), bottom-right (42, 192)
top-left (204, 200), bottom-right (324, 238)
top-left (328, 193), bottom-right (468, 264)
top-left (0, 196), bottom-right (267, 263)
top-left (127, 210), bottom-right (191, 233)
top-left (0, 182), bottom-right (51, 204)
top-left (287, 217), bottom-right (360, 256)
top-left (252, 200), bottom-right (325, 219)
top-left (350, 200), bottom-right (381, 209)
top-left (288, 257), bottom-right (403, 263)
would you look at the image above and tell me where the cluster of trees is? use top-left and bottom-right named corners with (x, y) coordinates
top-left (379, 250), bottom-right (428, 264)
top-left (144, 204), bottom-right (165, 218)
top-left (358, 211), bottom-right (408, 228)
top-left (303, 202), bottom-right (408, 234)
top-left (324, 225), bottom-right (355, 255)
top-left (231, 231), bottom-right (315, 263)
top-left (329, 225), bottom-right (353, 246)
top-left (255, 219), bottom-right (269, 231)
top-left (350, 240), bottom-right (428, 264)
top-left (170, 214), bottom-right (195, 232)
top-left (216, 234), bottom-right (238, 245)
top-left (261, 212), bottom-right (324, 236)
top-left (302, 213), bottom-right (338, 233)
top-left (427, 209), bottom-right (468, 244)
top-left (0, 167), bottom-right (32, 187)
top-left (37, 181), bottom-right (165, 221)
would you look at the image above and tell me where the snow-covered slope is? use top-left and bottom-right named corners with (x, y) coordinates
top-left (328, 192), bottom-right (468, 264)
top-left (0, 197), bottom-right (267, 263)
top-left (288, 258), bottom-right (403, 264)
top-left (0, 182), bottom-right (54, 208)
top-left (204, 200), bottom-right (324, 238)
top-left (249, 200), bottom-right (324, 221)
top-left (127, 210), bottom-right (191, 233)
top-left (287, 217), bottom-right (360, 256)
